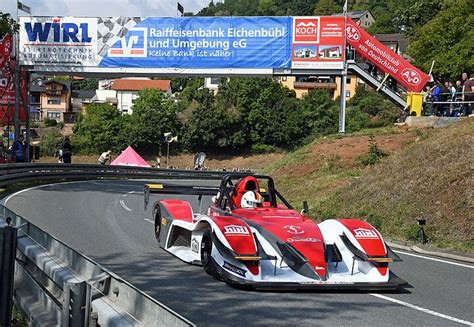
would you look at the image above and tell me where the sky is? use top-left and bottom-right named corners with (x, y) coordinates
top-left (1, 0), bottom-right (213, 19)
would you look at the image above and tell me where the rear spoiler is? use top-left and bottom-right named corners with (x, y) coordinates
top-left (144, 183), bottom-right (219, 210)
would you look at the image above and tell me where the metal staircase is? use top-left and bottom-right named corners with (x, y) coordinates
top-left (347, 60), bottom-right (407, 108)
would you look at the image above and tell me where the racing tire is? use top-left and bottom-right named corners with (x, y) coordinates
top-left (154, 207), bottom-right (161, 244)
top-left (201, 228), bottom-right (220, 279)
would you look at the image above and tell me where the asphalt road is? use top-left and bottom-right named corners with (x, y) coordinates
top-left (4, 180), bottom-right (474, 326)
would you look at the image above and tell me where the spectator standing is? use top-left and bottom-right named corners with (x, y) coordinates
top-left (453, 80), bottom-right (463, 116)
top-left (461, 72), bottom-right (468, 86)
top-left (455, 80), bottom-right (463, 100)
top-left (431, 81), bottom-right (442, 116)
top-left (11, 135), bottom-right (26, 162)
top-left (446, 81), bottom-right (456, 116)
top-left (462, 73), bottom-right (474, 116)
top-left (60, 137), bottom-right (73, 164)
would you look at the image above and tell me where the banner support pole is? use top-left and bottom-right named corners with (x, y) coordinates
top-left (338, 3), bottom-right (348, 134)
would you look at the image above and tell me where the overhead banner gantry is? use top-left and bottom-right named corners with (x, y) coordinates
top-left (18, 15), bottom-right (428, 92)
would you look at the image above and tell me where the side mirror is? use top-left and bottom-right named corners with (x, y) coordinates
top-left (301, 201), bottom-right (309, 215)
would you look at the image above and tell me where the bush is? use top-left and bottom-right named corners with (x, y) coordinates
top-left (40, 128), bottom-right (62, 156)
top-left (251, 143), bottom-right (278, 154)
top-left (345, 106), bottom-right (371, 132)
top-left (357, 136), bottom-right (388, 166)
top-left (44, 118), bottom-right (58, 127)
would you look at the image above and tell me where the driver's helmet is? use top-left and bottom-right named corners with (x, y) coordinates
top-left (241, 191), bottom-right (261, 208)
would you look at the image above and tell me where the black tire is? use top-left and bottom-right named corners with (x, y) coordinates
top-left (154, 207), bottom-right (162, 243)
top-left (201, 228), bottom-right (220, 279)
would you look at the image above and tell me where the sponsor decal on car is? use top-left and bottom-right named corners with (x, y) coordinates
top-left (224, 225), bottom-right (250, 236)
top-left (354, 228), bottom-right (378, 239)
top-left (191, 237), bottom-right (199, 253)
top-left (223, 261), bottom-right (247, 277)
top-left (284, 225), bottom-right (304, 235)
top-left (161, 217), bottom-right (167, 226)
top-left (287, 236), bottom-right (320, 243)
top-left (314, 265), bottom-right (325, 270)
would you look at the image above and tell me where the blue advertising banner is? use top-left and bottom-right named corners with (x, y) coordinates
top-left (100, 17), bottom-right (292, 69)
top-left (19, 16), bottom-right (344, 71)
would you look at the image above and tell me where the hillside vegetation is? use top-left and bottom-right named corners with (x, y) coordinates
top-left (264, 119), bottom-right (473, 252)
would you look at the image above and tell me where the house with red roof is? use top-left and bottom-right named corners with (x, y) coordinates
top-left (111, 78), bottom-right (172, 114)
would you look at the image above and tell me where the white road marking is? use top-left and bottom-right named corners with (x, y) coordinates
top-left (119, 200), bottom-right (132, 212)
top-left (144, 218), bottom-right (154, 224)
top-left (122, 190), bottom-right (137, 197)
top-left (394, 250), bottom-right (474, 269)
top-left (3, 181), bottom-right (79, 205)
top-left (370, 293), bottom-right (474, 326)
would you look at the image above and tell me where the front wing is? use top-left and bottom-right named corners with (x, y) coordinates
top-left (211, 257), bottom-right (406, 291)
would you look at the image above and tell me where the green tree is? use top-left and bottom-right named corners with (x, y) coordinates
top-left (248, 81), bottom-right (302, 148)
top-left (71, 78), bottom-right (99, 90)
top-left (392, 0), bottom-right (443, 35)
top-left (299, 89), bottom-right (339, 136)
top-left (347, 84), bottom-right (399, 128)
top-left (129, 88), bottom-right (181, 152)
top-left (183, 89), bottom-right (230, 151)
top-left (313, 0), bottom-right (340, 15)
top-left (0, 12), bottom-right (18, 38)
top-left (407, 0), bottom-right (474, 79)
top-left (72, 103), bottom-right (129, 154)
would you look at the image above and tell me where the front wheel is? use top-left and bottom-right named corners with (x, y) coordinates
top-left (154, 207), bottom-right (162, 243)
top-left (201, 228), bottom-right (219, 279)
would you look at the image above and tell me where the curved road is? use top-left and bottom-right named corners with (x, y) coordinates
top-left (4, 180), bottom-right (474, 326)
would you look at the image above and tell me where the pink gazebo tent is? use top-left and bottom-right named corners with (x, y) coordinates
top-left (111, 146), bottom-right (151, 167)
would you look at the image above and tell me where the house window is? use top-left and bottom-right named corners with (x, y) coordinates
top-left (122, 105), bottom-right (129, 114)
top-left (131, 93), bottom-right (139, 103)
top-left (47, 111), bottom-right (61, 119)
top-left (281, 76), bottom-right (287, 81)
top-left (47, 97), bottom-right (61, 105)
top-left (346, 78), bottom-right (351, 84)
top-left (30, 95), bottom-right (40, 104)
top-left (346, 91), bottom-right (351, 98)
top-left (210, 77), bottom-right (220, 85)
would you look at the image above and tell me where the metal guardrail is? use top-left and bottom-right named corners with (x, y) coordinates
top-left (0, 164), bottom-right (254, 325)
top-left (0, 163), bottom-right (235, 187)
top-left (1, 206), bottom-right (196, 327)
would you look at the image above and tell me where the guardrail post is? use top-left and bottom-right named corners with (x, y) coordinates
top-left (62, 281), bottom-right (88, 327)
top-left (0, 218), bottom-right (17, 327)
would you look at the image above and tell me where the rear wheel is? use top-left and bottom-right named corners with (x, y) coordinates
top-left (201, 228), bottom-right (219, 278)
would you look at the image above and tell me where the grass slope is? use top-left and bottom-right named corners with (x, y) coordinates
top-left (264, 119), bottom-right (473, 252)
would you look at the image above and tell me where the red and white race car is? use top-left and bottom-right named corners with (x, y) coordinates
top-left (145, 174), bottom-right (405, 290)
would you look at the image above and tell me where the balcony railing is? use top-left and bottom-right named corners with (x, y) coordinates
top-left (45, 90), bottom-right (63, 96)
top-left (293, 81), bottom-right (337, 90)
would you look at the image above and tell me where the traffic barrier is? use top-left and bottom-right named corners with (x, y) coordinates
top-left (0, 205), bottom-right (195, 326)
top-left (0, 163), bottom-right (235, 187)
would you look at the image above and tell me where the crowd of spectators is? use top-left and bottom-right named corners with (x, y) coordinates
top-left (423, 72), bottom-right (474, 117)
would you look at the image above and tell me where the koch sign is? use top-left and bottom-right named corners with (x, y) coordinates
top-left (19, 16), bottom-right (347, 70)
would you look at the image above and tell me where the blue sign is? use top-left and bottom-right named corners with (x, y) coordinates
top-left (99, 17), bottom-right (292, 69)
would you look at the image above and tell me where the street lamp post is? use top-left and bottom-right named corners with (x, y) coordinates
top-left (164, 132), bottom-right (178, 168)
